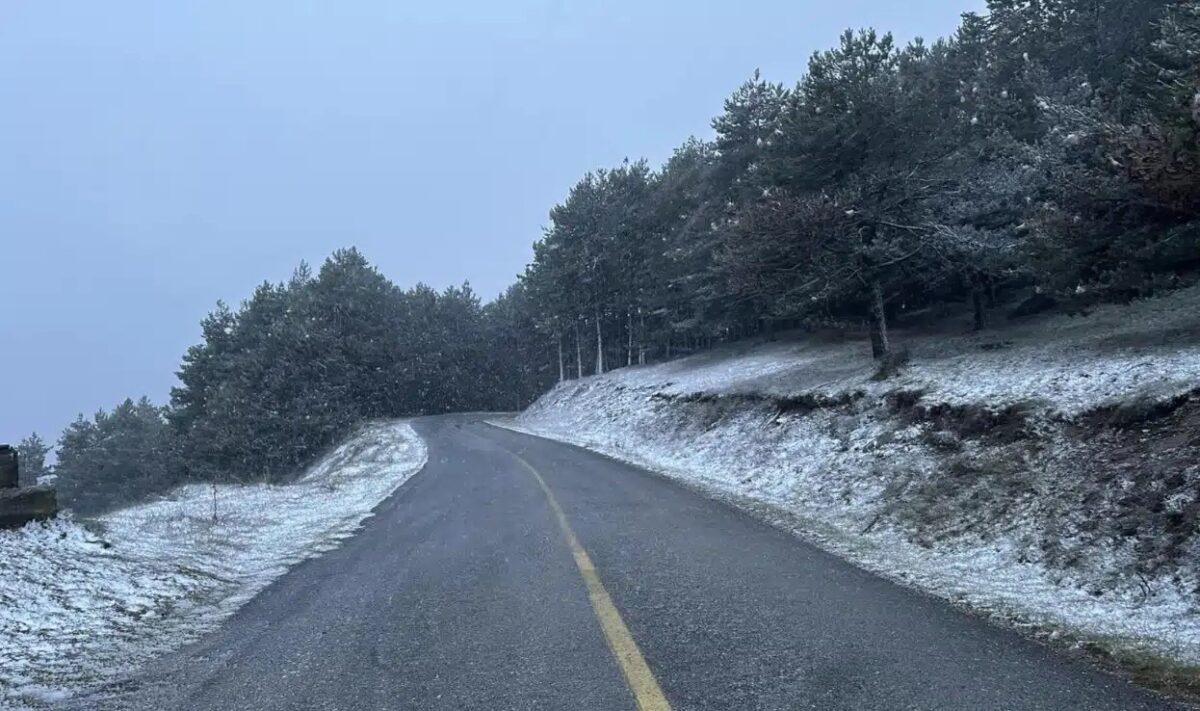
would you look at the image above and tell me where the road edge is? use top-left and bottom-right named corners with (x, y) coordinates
top-left (484, 417), bottom-right (1199, 708)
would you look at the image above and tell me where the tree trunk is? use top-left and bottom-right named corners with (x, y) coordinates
top-left (574, 321), bottom-right (583, 378)
top-left (638, 312), bottom-right (646, 365)
top-left (870, 280), bottom-right (890, 360)
top-left (594, 310), bottom-right (605, 375)
top-left (557, 334), bottom-right (565, 382)
top-left (972, 287), bottom-right (987, 331)
top-left (626, 311), bottom-right (634, 367)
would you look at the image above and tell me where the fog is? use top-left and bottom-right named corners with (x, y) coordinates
top-left (0, 0), bottom-right (978, 445)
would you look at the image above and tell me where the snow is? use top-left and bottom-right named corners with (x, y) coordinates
top-left (570, 284), bottom-right (1200, 417)
top-left (0, 420), bottom-right (427, 710)
top-left (507, 286), bottom-right (1200, 668)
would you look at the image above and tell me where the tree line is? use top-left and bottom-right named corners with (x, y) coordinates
top-left (44, 250), bottom-right (545, 514)
top-left (518, 0), bottom-right (1200, 374)
top-left (27, 0), bottom-right (1199, 514)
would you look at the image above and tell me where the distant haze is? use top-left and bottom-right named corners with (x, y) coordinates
top-left (0, 0), bottom-right (980, 446)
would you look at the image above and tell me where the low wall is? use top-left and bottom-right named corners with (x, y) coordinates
top-left (0, 486), bottom-right (58, 529)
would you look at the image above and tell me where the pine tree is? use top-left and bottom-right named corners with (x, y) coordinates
top-left (16, 433), bottom-right (50, 486)
top-left (56, 399), bottom-right (172, 515)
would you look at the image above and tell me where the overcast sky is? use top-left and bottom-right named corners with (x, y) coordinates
top-left (0, 0), bottom-right (980, 447)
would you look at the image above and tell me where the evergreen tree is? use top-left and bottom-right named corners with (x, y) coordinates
top-left (56, 399), bottom-right (173, 515)
top-left (16, 432), bottom-right (50, 486)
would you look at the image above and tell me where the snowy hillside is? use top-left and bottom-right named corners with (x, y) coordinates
top-left (553, 284), bottom-right (1200, 414)
top-left (508, 286), bottom-right (1200, 672)
top-left (0, 421), bottom-right (427, 710)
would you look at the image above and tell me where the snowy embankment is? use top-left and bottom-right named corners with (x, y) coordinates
top-left (508, 287), bottom-right (1200, 670)
top-left (0, 420), bottom-right (427, 710)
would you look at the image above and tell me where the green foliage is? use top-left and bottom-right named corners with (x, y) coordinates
top-left (167, 248), bottom-right (520, 489)
top-left (55, 399), bottom-right (174, 515)
top-left (59, 248), bottom-right (555, 515)
top-left (519, 0), bottom-right (1200, 355)
top-left (16, 432), bottom-right (50, 487)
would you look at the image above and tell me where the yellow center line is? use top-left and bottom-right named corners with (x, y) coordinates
top-left (511, 451), bottom-right (673, 711)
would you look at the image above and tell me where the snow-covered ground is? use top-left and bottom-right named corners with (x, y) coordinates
top-left (578, 284), bottom-right (1200, 416)
top-left (0, 420), bottom-right (427, 710)
top-left (507, 286), bottom-right (1200, 669)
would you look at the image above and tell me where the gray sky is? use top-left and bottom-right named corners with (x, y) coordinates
top-left (0, 0), bottom-right (980, 447)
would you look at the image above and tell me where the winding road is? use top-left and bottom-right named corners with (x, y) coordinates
top-left (78, 414), bottom-right (1179, 710)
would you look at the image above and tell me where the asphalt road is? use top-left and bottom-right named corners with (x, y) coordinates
top-left (77, 414), bottom-right (1181, 710)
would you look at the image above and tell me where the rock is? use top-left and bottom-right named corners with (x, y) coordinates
top-left (0, 486), bottom-right (58, 529)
